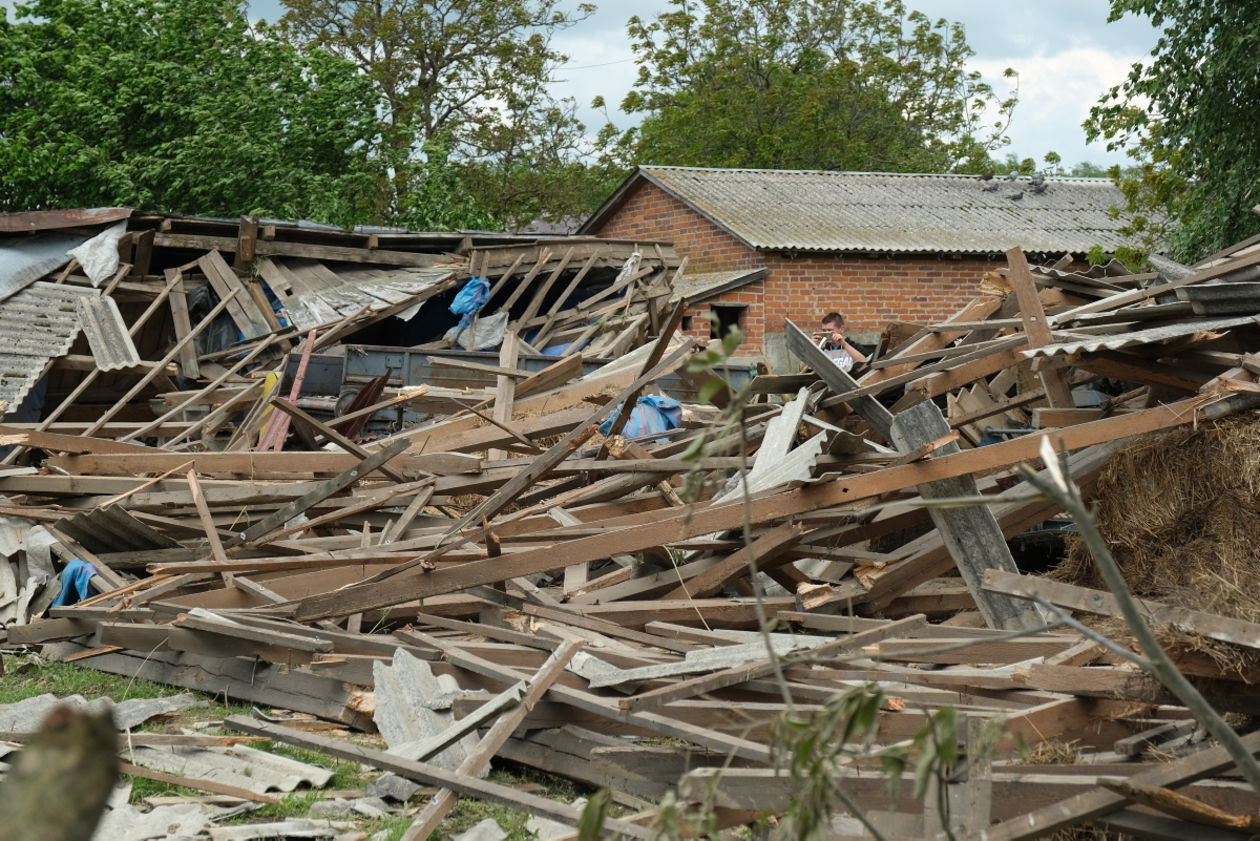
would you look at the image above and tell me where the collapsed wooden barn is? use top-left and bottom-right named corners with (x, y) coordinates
top-left (3, 206), bottom-right (1260, 840)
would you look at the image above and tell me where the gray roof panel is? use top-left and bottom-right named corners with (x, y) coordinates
top-left (604, 167), bottom-right (1131, 255)
top-left (0, 282), bottom-right (97, 413)
top-left (76, 296), bottom-right (142, 371)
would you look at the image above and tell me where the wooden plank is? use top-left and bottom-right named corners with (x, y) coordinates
top-left (516, 247), bottom-right (575, 329)
top-left (430, 638), bottom-right (774, 763)
top-left (261, 479), bottom-right (433, 543)
top-left (269, 398), bottom-right (411, 483)
top-left (81, 289), bottom-right (240, 439)
top-left (976, 727), bottom-right (1260, 839)
top-left (861, 441), bottom-right (1115, 607)
top-left (1078, 350), bottom-right (1212, 393)
top-left (861, 295), bottom-right (1005, 385)
top-left (166, 270), bottom-right (200, 378)
top-left (488, 332), bottom-right (520, 462)
top-left (514, 353), bottom-right (584, 399)
top-left (497, 249), bottom-right (553, 313)
top-left (659, 522), bottom-right (806, 600)
top-left (1031, 407), bottom-right (1107, 428)
top-left (1008, 247), bottom-right (1075, 408)
top-left (198, 250), bottom-right (270, 339)
top-left (617, 615), bottom-right (927, 712)
top-left (46, 450), bottom-right (467, 479)
top-left (911, 347), bottom-right (1027, 399)
top-left (45, 641), bottom-right (373, 728)
top-left (186, 469), bottom-right (230, 576)
top-left (224, 715), bottom-right (652, 839)
top-left (377, 340), bottom-right (696, 580)
top-left (122, 339), bottom-right (279, 443)
top-left (119, 761), bottom-right (282, 805)
top-left (0, 427), bottom-right (152, 455)
top-left (225, 439), bottom-right (411, 547)
top-left (154, 232), bottom-right (445, 267)
top-left (288, 395), bottom-right (1217, 621)
top-left (535, 249), bottom-right (604, 344)
top-left (984, 570), bottom-right (1260, 651)
top-left (785, 318), bottom-right (893, 438)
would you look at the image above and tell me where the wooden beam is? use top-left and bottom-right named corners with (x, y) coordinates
top-left (785, 318), bottom-right (893, 438)
top-left (984, 570), bottom-right (1260, 652)
top-left (225, 439), bottom-right (411, 547)
top-left (287, 395), bottom-right (1218, 622)
top-left (977, 727), bottom-right (1260, 839)
top-left (224, 715), bottom-right (652, 838)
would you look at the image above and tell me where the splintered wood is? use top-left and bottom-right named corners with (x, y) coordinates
top-left (5, 211), bottom-right (1260, 839)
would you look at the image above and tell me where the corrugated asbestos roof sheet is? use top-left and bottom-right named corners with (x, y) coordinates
top-left (1026, 314), bottom-right (1260, 358)
top-left (259, 259), bottom-right (457, 332)
top-left (76, 296), bottom-right (141, 371)
top-left (0, 282), bottom-right (97, 412)
top-left (57, 505), bottom-right (180, 554)
top-left (672, 268), bottom-right (766, 304)
top-left (618, 166), bottom-right (1131, 255)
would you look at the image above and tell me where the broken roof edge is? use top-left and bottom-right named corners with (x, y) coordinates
top-left (673, 267), bottom-right (768, 305)
top-left (0, 207), bottom-right (134, 234)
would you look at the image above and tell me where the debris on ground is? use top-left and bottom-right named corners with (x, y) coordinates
top-left (3, 210), bottom-right (1260, 838)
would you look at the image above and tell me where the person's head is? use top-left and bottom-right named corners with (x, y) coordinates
top-left (821, 312), bottom-right (846, 341)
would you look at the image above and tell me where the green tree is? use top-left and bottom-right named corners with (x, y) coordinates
top-left (0, 0), bottom-right (383, 225)
top-left (1085, 0), bottom-right (1260, 261)
top-left (276, 0), bottom-right (603, 225)
top-left (393, 137), bottom-right (497, 231)
top-left (618, 0), bottom-right (1017, 173)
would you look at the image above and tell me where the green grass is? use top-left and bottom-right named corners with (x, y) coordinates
top-left (0, 658), bottom-right (596, 840)
top-left (0, 657), bottom-right (183, 705)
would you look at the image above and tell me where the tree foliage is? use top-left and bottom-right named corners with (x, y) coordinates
top-left (0, 0), bottom-right (383, 225)
top-left (277, 0), bottom-right (604, 226)
top-left (618, 0), bottom-right (1017, 174)
top-left (1085, 0), bottom-right (1260, 261)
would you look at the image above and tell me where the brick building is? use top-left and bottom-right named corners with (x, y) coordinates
top-left (580, 166), bottom-right (1129, 364)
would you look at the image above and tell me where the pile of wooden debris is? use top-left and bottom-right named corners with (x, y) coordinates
top-left (4, 208), bottom-right (1260, 840)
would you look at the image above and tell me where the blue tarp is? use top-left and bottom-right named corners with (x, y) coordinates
top-left (598, 395), bottom-right (683, 440)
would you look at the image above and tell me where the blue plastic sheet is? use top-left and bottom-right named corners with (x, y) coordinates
top-left (51, 559), bottom-right (97, 608)
top-left (598, 395), bottom-right (683, 440)
top-left (450, 276), bottom-right (491, 329)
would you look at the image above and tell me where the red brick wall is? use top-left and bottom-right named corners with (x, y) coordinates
top-left (596, 180), bottom-right (762, 272)
top-left (592, 180), bottom-right (998, 353)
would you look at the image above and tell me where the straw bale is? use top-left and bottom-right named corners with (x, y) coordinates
top-left (1054, 415), bottom-right (1260, 670)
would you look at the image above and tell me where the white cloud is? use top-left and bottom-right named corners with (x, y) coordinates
top-left (970, 47), bottom-right (1146, 167)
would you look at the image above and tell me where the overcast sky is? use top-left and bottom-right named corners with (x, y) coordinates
top-left (538, 0), bottom-right (1157, 169)
top-left (243, 0), bottom-right (1156, 168)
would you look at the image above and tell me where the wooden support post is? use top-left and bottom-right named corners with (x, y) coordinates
top-left (234, 216), bottom-right (258, 271)
top-left (1007, 247), bottom-right (1075, 409)
top-left (165, 269), bottom-right (200, 380)
top-left (488, 332), bottom-right (520, 462)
